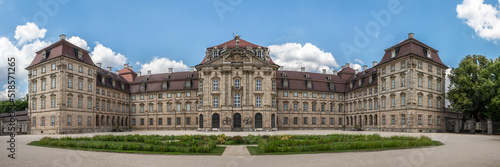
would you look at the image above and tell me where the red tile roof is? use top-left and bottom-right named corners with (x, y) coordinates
top-left (377, 38), bottom-right (446, 67)
top-left (26, 39), bottom-right (96, 69)
top-left (208, 38), bottom-right (266, 49)
top-left (129, 71), bottom-right (198, 93)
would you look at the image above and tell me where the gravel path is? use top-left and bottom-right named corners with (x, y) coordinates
top-left (0, 130), bottom-right (499, 167)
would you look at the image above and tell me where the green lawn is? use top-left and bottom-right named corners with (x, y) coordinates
top-left (28, 134), bottom-right (443, 156)
top-left (28, 140), bottom-right (226, 155)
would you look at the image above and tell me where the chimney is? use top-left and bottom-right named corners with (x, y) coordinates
top-left (168, 68), bottom-right (173, 73)
top-left (129, 66), bottom-right (133, 70)
top-left (341, 65), bottom-right (345, 69)
top-left (372, 61), bottom-right (378, 67)
top-left (115, 70), bottom-right (119, 75)
top-left (346, 63), bottom-right (351, 68)
top-left (190, 66), bottom-right (194, 72)
top-left (107, 67), bottom-right (112, 72)
top-left (138, 71), bottom-right (142, 76)
top-left (97, 63), bottom-right (102, 68)
top-left (322, 69), bottom-right (326, 74)
top-left (363, 65), bottom-right (368, 71)
top-left (333, 70), bottom-right (337, 75)
top-left (147, 70), bottom-right (151, 75)
top-left (124, 64), bottom-right (129, 69)
top-left (279, 66), bottom-right (284, 71)
top-left (408, 33), bottom-right (414, 39)
top-left (300, 67), bottom-right (305, 72)
top-left (59, 34), bottom-right (66, 40)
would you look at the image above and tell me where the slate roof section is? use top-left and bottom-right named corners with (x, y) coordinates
top-left (96, 69), bottom-right (131, 93)
top-left (129, 71), bottom-right (199, 93)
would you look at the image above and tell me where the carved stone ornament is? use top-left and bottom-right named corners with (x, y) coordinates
top-left (243, 117), bottom-right (253, 125)
top-left (222, 117), bottom-right (232, 125)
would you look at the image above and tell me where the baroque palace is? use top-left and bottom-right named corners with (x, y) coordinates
top-left (26, 33), bottom-right (448, 134)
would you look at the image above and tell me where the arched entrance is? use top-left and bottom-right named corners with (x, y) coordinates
top-left (96, 115), bottom-right (100, 126)
top-left (271, 114), bottom-right (275, 128)
top-left (255, 113), bottom-right (263, 128)
top-left (199, 114), bottom-right (204, 128)
top-left (233, 113), bottom-right (241, 128)
top-left (212, 113), bottom-right (220, 128)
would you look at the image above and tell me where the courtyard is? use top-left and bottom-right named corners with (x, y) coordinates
top-left (0, 130), bottom-right (499, 167)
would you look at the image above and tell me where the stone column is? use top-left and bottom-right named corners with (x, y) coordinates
top-left (487, 119), bottom-right (492, 135)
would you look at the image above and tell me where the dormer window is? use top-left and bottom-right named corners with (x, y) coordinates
top-left (121, 83), bottom-right (124, 90)
top-left (257, 51), bottom-right (262, 58)
top-left (305, 74), bottom-right (310, 78)
top-left (350, 83), bottom-right (353, 89)
top-left (358, 80), bottom-right (362, 86)
top-left (281, 72), bottom-right (287, 77)
top-left (112, 80), bottom-right (115, 87)
top-left (369, 76), bottom-right (373, 83)
top-left (42, 51), bottom-right (47, 59)
top-left (77, 51), bottom-right (83, 59)
top-left (162, 83), bottom-right (167, 89)
top-left (307, 81), bottom-right (312, 88)
top-left (101, 77), bottom-right (105, 86)
top-left (140, 84), bottom-right (145, 90)
top-left (427, 50), bottom-right (431, 58)
top-left (186, 81), bottom-right (191, 87)
top-left (391, 50), bottom-right (396, 58)
top-left (283, 80), bottom-right (288, 87)
top-left (327, 76), bottom-right (331, 80)
top-left (212, 49), bottom-right (218, 58)
top-left (329, 83), bottom-right (334, 90)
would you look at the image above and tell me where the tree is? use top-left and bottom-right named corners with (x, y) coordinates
top-left (447, 55), bottom-right (489, 133)
top-left (480, 57), bottom-right (500, 122)
top-left (0, 94), bottom-right (29, 113)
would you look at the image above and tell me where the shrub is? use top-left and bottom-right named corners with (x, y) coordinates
top-left (232, 136), bottom-right (243, 144)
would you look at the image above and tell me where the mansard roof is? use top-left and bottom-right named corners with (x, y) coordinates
top-left (208, 38), bottom-right (266, 49)
top-left (26, 37), bottom-right (96, 69)
top-left (129, 71), bottom-right (198, 93)
top-left (96, 69), bottom-right (130, 93)
top-left (377, 36), bottom-right (445, 67)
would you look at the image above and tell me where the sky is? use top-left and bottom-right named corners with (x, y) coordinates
top-left (1, 0), bottom-right (500, 100)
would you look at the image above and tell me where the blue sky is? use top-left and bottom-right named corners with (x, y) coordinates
top-left (1, 0), bottom-right (500, 99)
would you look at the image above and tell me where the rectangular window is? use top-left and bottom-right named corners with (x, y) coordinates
top-left (176, 117), bottom-right (181, 125)
top-left (176, 93), bottom-right (181, 98)
top-left (52, 64), bottom-right (56, 70)
top-left (186, 92), bottom-right (191, 97)
top-left (312, 104), bottom-right (316, 111)
top-left (256, 97), bottom-right (261, 107)
top-left (294, 104), bottom-right (298, 111)
top-left (418, 76), bottom-right (422, 87)
top-left (167, 93), bottom-right (172, 98)
top-left (402, 115), bottom-right (406, 125)
top-left (418, 115), bottom-right (422, 125)
top-left (51, 116), bottom-right (55, 126)
top-left (321, 104), bottom-right (325, 111)
top-left (41, 117), bottom-right (45, 126)
top-left (284, 91), bottom-right (288, 97)
top-left (428, 98), bottom-right (432, 107)
top-left (428, 79), bottom-right (432, 89)
top-left (186, 104), bottom-right (191, 111)
top-left (382, 116), bottom-right (386, 125)
top-left (167, 118), bottom-right (172, 125)
top-left (339, 118), bottom-right (342, 125)
top-left (149, 118), bottom-right (153, 125)
top-left (186, 117), bottom-right (191, 125)
top-left (272, 97), bottom-right (276, 108)
top-left (132, 106), bottom-right (136, 113)
top-left (213, 80), bottom-right (219, 90)
top-left (284, 117), bottom-right (288, 125)
top-left (437, 116), bottom-right (441, 126)
top-left (140, 105), bottom-right (144, 113)
top-left (401, 96), bottom-right (406, 106)
top-left (303, 117), bottom-right (308, 125)
top-left (132, 119), bottom-right (136, 126)
top-left (140, 95), bottom-right (144, 100)
top-left (303, 104), bottom-right (308, 111)
top-left (140, 119), bottom-right (144, 125)
top-left (418, 96), bottom-right (422, 106)
top-left (67, 115), bottom-right (72, 126)
top-left (312, 117), bottom-right (316, 125)
top-left (78, 116), bottom-right (82, 126)
top-left (32, 117), bottom-right (36, 126)
top-left (87, 116), bottom-right (91, 126)
top-left (235, 79), bottom-right (240, 89)
top-left (293, 117), bottom-right (298, 125)
top-left (391, 115), bottom-right (395, 125)
top-left (428, 115), bottom-right (432, 125)
top-left (158, 118), bottom-right (163, 125)
top-left (149, 94), bottom-right (153, 99)
top-left (176, 104), bottom-right (181, 111)
top-left (158, 93), bottom-right (163, 98)
top-left (213, 97), bottom-right (219, 108)
top-left (294, 92), bottom-right (298, 97)
top-left (283, 103), bottom-right (288, 111)
top-left (88, 99), bottom-right (92, 109)
top-left (303, 93), bottom-right (308, 97)
top-left (256, 79), bottom-right (262, 90)
top-left (149, 104), bottom-right (153, 112)
top-left (68, 78), bottom-right (72, 88)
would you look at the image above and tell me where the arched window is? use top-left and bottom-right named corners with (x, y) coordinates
top-left (235, 79), bottom-right (240, 89)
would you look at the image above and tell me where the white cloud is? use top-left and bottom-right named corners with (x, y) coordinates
top-left (350, 63), bottom-right (362, 72)
top-left (0, 23), bottom-right (52, 100)
top-left (354, 58), bottom-right (364, 64)
top-left (457, 0), bottom-right (500, 41)
top-left (14, 22), bottom-right (47, 45)
top-left (90, 42), bottom-right (127, 70)
top-left (139, 57), bottom-right (189, 74)
top-left (67, 36), bottom-right (90, 50)
top-left (269, 43), bottom-right (339, 72)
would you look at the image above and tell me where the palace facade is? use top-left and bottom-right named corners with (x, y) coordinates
top-left (26, 33), bottom-right (448, 134)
